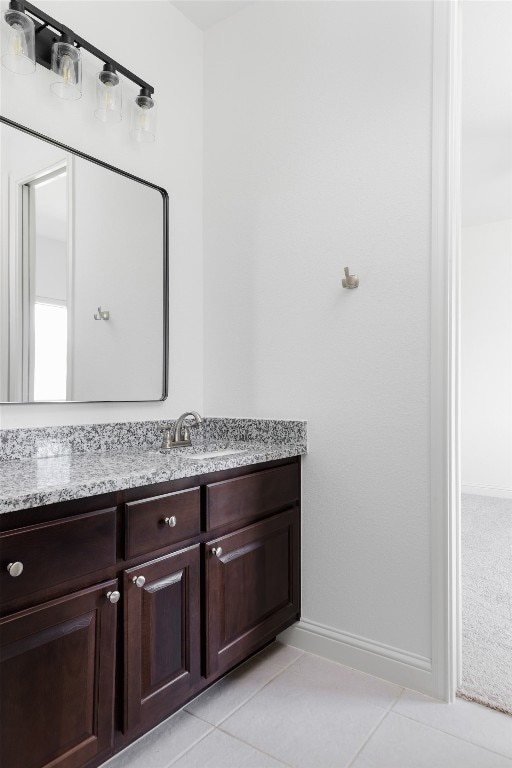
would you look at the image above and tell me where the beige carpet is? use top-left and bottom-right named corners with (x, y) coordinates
top-left (458, 494), bottom-right (512, 715)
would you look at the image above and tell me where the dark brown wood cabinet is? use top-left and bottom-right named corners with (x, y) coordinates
top-left (205, 508), bottom-right (300, 678)
top-left (124, 488), bottom-right (200, 560)
top-left (0, 580), bottom-right (117, 768)
top-left (123, 545), bottom-right (201, 733)
top-left (0, 508), bottom-right (116, 611)
top-left (0, 457), bottom-right (300, 768)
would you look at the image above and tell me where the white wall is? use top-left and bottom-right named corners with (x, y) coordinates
top-left (461, 220), bottom-right (512, 496)
top-left (72, 158), bottom-right (163, 401)
top-left (35, 237), bottom-right (67, 302)
top-left (461, 1), bottom-right (512, 228)
top-left (0, 0), bottom-right (203, 426)
top-left (461, 2), bottom-right (512, 496)
top-left (203, 0), bottom-right (433, 671)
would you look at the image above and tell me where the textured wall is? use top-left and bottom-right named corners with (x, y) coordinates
top-left (0, 0), bottom-right (203, 426)
top-left (203, 1), bottom-right (433, 658)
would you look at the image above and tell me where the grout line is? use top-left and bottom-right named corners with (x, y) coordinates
top-left (185, 649), bottom-right (304, 729)
top-left (389, 687), bottom-right (407, 711)
top-left (345, 689), bottom-right (405, 768)
top-left (172, 652), bottom-right (306, 763)
top-left (183, 710), bottom-right (216, 728)
top-left (388, 711), bottom-right (512, 761)
top-left (215, 664), bottom-right (401, 768)
top-left (211, 726), bottom-right (294, 767)
top-left (214, 665), bottom-right (292, 727)
top-left (165, 719), bottom-right (215, 767)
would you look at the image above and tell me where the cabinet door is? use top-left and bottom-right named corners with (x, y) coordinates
top-left (124, 545), bottom-right (200, 733)
top-left (205, 507), bottom-right (300, 678)
top-left (0, 580), bottom-right (117, 768)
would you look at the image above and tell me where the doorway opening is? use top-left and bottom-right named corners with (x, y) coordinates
top-left (458, 0), bottom-right (512, 715)
top-left (23, 167), bottom-right (70, 401)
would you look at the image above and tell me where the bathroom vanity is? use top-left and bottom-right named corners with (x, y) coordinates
top-left (0, 419), bottom-right (305, 768)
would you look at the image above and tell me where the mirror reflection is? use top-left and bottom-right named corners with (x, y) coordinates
top-left (0, 119), bottom-right (168, 403)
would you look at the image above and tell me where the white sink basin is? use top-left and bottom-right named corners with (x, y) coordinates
top-left (182, 448), bottom-right (247, 461)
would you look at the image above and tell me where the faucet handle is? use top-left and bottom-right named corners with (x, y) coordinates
top-left (160, 425), bottom-right (174, 450)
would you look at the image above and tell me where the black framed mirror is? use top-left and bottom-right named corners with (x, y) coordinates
top-left (0, 116), bottom-right (168, 403)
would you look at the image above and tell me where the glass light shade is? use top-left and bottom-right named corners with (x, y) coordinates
top-left (95, 69), bottom-right (122, 122)
top-left (1, 8), bottom-right (35, 74)
top-left (130, 94), bottom-right (156, 143)
top-left (50, 41), bottom-right (82, 100)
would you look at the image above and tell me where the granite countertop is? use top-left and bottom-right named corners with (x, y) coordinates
top-left (0, 436), bottom-right (306, 515)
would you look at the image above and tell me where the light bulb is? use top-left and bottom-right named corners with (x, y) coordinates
top-left (50, 41), bottom-right (81, 100)
top-left (136, 104), bottom-right (150, 131)
top-left (102, 82), bottom-right (114, 109)
top-left (61, 54), bottom-right (73, 84)
top-left (10, 22), bottom-right (25, 56)
top-left (95, 67), bottom-right (122, 122)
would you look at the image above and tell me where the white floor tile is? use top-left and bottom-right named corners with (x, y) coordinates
top-left (99, 652), bottom-right (512, 768)
top-left (350, 712), bottom-right (512, 768)
top-left (286, 653), bottom-right (402, 710)
top-left (251, 641), bottom-right (304, 669)
top-left (170, 729), bottom-right (289, 768)
top-left (100, 711), bottom-right (212, 768)
top-left (393, 689), bottom-right (512, 758)
top-left (185, 652), bottom-right (285, 725)
top-left (220, 662), bottom-right (390, 767)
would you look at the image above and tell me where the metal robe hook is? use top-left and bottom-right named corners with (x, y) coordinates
top-left (94, 306), bottom-right (110, 320)
top-left (342, 267), bottom-right (359, 289)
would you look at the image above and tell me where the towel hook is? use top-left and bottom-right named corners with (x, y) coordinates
top-left (342, 267), bottom-right (359, 289)
top-left (94, 306), bottom-right (110, 320)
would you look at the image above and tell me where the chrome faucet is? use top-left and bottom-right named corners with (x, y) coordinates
top-left (160, 411), bottom-right (203, 449)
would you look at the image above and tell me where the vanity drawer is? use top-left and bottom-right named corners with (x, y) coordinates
top-left (125, 488), bottom-right (201, 559)
top-left (0, 507), bottom-right (116, 605)
top-left (206, 462), bottom-right (299, 531)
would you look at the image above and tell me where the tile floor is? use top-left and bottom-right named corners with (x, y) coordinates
top-left (102, 643), bottom-right (512, 768)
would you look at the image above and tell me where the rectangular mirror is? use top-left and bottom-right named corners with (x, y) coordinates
top-left (0, 117), bottom-right (168, 403)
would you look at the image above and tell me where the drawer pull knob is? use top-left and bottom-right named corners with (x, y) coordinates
top-left (164, 516), bottom-right (177, 527)
top-left (212, 547), bottom-right (223, 559)
top-left (106, 590), bottom-right (120, 604)
top-left (132, 575), bottom-right (146, 588)
top-left (7, 561), bottom-right (23, 577)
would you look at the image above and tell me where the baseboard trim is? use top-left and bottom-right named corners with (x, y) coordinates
top-left (462, 485), bottom-right (512, 499)
top-left (278, 619), bottom-right (437, 697)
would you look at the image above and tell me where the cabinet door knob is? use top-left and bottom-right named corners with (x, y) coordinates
top-left (7, 561), bottom-right (23, 577)
top-left (164, 516), bottom-right (177, 527)
top-left (106, 590), bottom-right (120, 604)
top-left (211, 547), bottom-right (223, 559)
top-left (132, 575), bottom-right (146, 588)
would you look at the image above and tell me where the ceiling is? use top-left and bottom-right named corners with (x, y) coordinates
top-left (171, 1), bottom-right (253, 30)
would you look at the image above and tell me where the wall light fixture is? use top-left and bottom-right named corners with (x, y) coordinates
top-left (95, 63), bottom-right (122, 123)
top-left (1, 1), bottom-right (35, 74)
top-left (1, 0), bottom-right (156, 140)
top-left (51, 36), bottom-right (81, 100)
top-left (130, 88), bottom-right (157, 143)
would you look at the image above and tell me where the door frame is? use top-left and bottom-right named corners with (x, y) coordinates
top-left (7, 157), bottom-right (74, 401)
top-left (430, 0), bottom-right (462, 702)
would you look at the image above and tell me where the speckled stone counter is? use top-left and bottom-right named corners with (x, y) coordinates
top-left (0, 418), bottom-right (307, 514)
